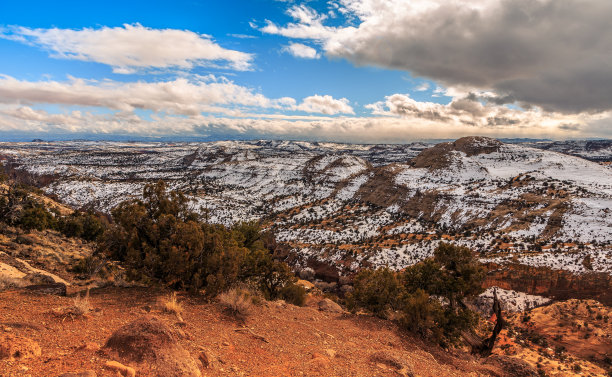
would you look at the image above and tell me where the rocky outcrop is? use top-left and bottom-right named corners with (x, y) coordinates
top-left (483, 263), bottom-right (612, 305)
top-left (412, 136), bottom-right (502, 169)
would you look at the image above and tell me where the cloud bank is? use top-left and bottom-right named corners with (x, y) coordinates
top-left (263, 0), bottom-right (612, 113)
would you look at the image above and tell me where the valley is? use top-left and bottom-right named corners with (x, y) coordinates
top-left (1, 137), bottom-right (611, 299)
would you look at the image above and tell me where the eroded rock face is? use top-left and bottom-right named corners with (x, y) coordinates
top-left (104, 316), bottom-right (201, 377)
top-left (0, 334), bottom-right (41, 360)
top-left (483, 263), bottom-right (612, 305)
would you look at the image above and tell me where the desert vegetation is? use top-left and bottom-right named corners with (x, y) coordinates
top-left (96, 181), bottom-right (305, 303)
top-left (347, 243), bottom-right (485, 346)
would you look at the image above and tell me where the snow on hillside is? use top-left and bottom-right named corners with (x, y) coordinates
top-left (1, 138), bottom-right (611, 277)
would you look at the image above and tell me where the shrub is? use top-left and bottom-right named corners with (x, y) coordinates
top-left (59, 211), bottom-right (107, 241)
top-left (347, 267), bottom-right (402, 317)
top-left (72, 290), bottom-right (92, 316)
top-left (280, 283), bottom-right (307, 306)
top-left (219, 287), bottom-right (253, 318)
top-left (71, 255), bottom-right (108, 278)
top-left (398, 289), bottom-right (442, 338)
top-left (98, 181), bottom-right (297, 298)
top-left (19, 204), bottom-right (56, 231)
top-left (347, 243), bottom-right (485, 346)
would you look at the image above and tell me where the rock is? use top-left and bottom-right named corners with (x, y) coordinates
top-left (78, 342), bottom-right (100, 352)
top-left (484, 355), bottom-right (539, 377)
top-left (104, 315), bottom-right (201, 377)
top-left (309, 353), bottom-right (330, 370)
top-left (58, 371), bottom-right (97, 377)
top-left (317, 298), bottom-right (343, 313)
top-left (0, 334), bottom-right (41, 360)
top-left (324, 349), bottom-right (336, 358)
top-left (104, 360), bottom-right (135, 377)
top-left (369, 351), bottom-right (414, 377)
top-left (24, 282), bottom-right (67, 296)
top-left (198, 349), bottom-right (212, 368)
top-left (24, 272), bottom-right (56, 285)
top-left (296, 279), bottom-right (315, 291)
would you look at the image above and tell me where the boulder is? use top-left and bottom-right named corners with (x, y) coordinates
top-left (317, 298), bottom-right (343, 313)
top-left (104, 315), bottom-right (201, 377)
top-left (0, 334), bottom-right (41, 360)
top-left (296, 279), bottom-right (315, 291)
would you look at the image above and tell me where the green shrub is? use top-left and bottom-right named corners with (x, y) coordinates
top-left (347, 267), bottom-right (402, 317)
top-left (98, 181), bottom-right (298, 298)
top-left (19, 204), bottom-right (56, 231)
top-left (280, 283), bottom-right (307, 306)
top-left (347, 243), bottom-right (485, 346)
top-left (59, 211), bottom-right (107, 241)
top-left (398, 289), bottom-right (443, 338)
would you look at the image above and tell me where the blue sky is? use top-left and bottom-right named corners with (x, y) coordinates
top-left (0, 0), bottom-right (610, 142)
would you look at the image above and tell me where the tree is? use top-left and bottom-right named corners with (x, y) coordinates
top-left (402, 243), bottom-right (485, 344)
top-left (347, 267), bottom-right (403, 317)
top-left (98, 181), bottom-right (303, 302)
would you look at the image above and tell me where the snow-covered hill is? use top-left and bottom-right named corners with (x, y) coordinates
top-left (1, 137), bottom-right (610, 277)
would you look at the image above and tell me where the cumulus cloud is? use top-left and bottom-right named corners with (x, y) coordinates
top-left (282, 42), bottom-right (320, 59)
top-left (1, 24), bottom-right (253, 72)
top-left (296, 95), bottom-right (353, 114)
top-left (263, 0), bottom-right (612, 113)
top-left (365, 92), bottom-right (602, 131)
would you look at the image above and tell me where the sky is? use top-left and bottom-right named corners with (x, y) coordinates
top-left (0, 0), bottom-right (610, 143)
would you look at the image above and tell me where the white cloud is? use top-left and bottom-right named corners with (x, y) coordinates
top-left (282, 42), bottom-right (320, 59)
top-left (415, 83), bottom-right (429, 92)
top-left (296, 95), bottom-right (353, 114)
top-left (263, 0), bottom-right (612, 113)
top-left (365, 92), bottom-right (601, 132)
top-left (1, 24), bottom-right (253, 72)
top-left (2, 103), bottom-right (609, 142)
top-left (0, 75), bottom-right (357, 118)
top-left (0, 75), bottom-right (290, 116)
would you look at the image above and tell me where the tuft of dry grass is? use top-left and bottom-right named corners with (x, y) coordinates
top-left (218, 288), bottom-right (253, 319)
top-left (162, 292), bottom-right (184, 321)
top-left (70, 289), bottom-right (92, 316)
top-left (51, 289), bottom-right (91, 319)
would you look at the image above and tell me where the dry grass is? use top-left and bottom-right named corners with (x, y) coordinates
top-left (51, 289), bottom-right (91, 319)
top-left (70, 289), bottom-right (92, 316)
top-left (218, 288), bottom-right (253, 319)
top-left (162, 292), bottom-right (184, 321)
